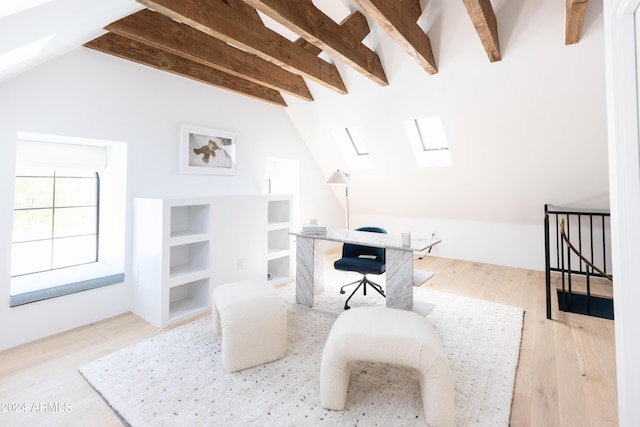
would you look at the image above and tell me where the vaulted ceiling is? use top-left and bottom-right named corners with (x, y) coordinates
top-left (81, 0), bottom-right (593, 107)
top-left (0, 0), bottom-right (609, 256)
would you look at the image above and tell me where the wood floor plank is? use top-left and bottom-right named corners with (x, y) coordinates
top-left (570, 315), bottom-right (618, 426)
top-left (531, 317), bottom-right (561, 426)
top-left (554, 318), bottom-right (589, 426)
top-left (0, 255), bottom-right (617, 426)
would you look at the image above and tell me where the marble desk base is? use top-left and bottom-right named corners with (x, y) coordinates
top-left (295, 235), bottom-right (414, 311)
top-left (295, 236), bottom-right (325, 307)
top-left (384, 248), bottom-right (414, 310)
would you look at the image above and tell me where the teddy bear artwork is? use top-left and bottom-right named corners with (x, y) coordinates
top-left (193, 139), bottom-right (220, 164)
top-left (187, 131), bottom-right (234, 171)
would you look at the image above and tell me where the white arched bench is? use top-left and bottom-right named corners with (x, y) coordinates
top-left (320, 307), bottom-right (454, 427)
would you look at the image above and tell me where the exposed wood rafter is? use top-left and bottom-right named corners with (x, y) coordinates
top-left (106, 9), bottom-right (313, 101)
top-left (222, 0), bottom-right (263, 21)
top-left (84, 33), bottom-right (287, 107)
top-left (243, 0), bottom-right (388, 86)
top-left (81, 0), bottom-right (592, 107)
top-left (462, 0), bottom-right (501, 62)
top-left (400, 0), bottom-right (422, 22)
top-left (137, 0), bottom-right (348, 94)
top-left (565, 0), bottom-right (589, 45)
top-left (295, 11), bottom-right (371, 56)
top-left (353, 0), bottom-right (437, 75)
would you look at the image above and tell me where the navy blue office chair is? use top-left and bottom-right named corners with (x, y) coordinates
top-left (334, 226), bottom-right (387, 310)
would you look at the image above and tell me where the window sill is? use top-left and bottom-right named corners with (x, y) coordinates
top-left (10, 263), bottom-right (124, 307)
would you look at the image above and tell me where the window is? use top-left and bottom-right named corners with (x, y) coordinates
top-left (344, 127), bottom-right (369, 156)
top-left (331, 127), bottom-right (373, 169)
top-left (403, 116), bottom-right (453, 167)
top-left (10, 134), bottom-right (126, 306)
top-left (12, 168), bottom-right (99, 276)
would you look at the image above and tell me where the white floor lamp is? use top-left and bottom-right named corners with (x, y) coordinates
top-left (327, 169), bottom-right (350, 229)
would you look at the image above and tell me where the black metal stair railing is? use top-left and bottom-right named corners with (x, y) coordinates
top-left (559, 218), bottom-right (612, 281)
top-left (544, 204), bottom-right (613, 320)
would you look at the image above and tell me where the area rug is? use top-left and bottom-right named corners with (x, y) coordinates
top-left (80, 274), bottom-right (524, 426)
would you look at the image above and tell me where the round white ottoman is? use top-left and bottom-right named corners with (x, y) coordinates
top-left (320, 306), bottom-right (454, 427)
top-left (212, 280), bottom-right (287, 373)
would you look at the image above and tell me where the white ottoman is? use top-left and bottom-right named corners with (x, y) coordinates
top-left (320, 307), bottom-right (454, 427)
top-left (212, 280), bottom-right (287, 373)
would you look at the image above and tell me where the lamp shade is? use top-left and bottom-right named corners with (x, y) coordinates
top-left (326, 169), bottom-right (349, 186)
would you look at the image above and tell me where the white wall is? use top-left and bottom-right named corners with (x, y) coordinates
top-left (603, 0), bottom-right (640, 423)
top-left (351, 213), bottom-right (542, 270)
top-left (285, 0), bottom-right (610, 270)
top-left (0, 47), bottom-right (343, 350)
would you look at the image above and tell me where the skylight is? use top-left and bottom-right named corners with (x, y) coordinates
top-left (403, 116), bottom-right (453, 167)
top-left (345, 127), bottom-right (369, 156)
top-left (331, 126), bottom-right (373, 169)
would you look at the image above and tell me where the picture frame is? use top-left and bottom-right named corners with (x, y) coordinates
top-left (179, 124), bottom-right (237, 175)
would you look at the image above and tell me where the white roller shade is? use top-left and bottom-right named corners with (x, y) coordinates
top-left (16, 140), bottom-right (107, 171)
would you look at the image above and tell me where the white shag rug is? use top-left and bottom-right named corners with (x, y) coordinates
top-left (80, 274), bottom-right (524, 426)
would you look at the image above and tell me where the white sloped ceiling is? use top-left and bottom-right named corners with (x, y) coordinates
top-left (284, 0), bottom-right (609, 225)
top-left (0, 0), bottom-right (609, 227)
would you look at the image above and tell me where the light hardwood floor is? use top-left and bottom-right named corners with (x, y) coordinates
top-left (0, 254), bottom-right (617, 426)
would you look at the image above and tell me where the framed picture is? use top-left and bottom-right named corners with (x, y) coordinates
top-left (179, 124), bottom-right (237, 175)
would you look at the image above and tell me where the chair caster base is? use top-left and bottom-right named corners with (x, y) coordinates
top-left (340, 290), bottom-right (345, 294)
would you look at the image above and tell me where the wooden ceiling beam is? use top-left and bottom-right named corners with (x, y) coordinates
top-left (222, 0), bottom-right (263, 22)
top-left (295, 11), bottom-right (371, 56)
top-left (106, 9), bottom-right (313, 101)
top-left (340, 10), bottom-right (374, 41)
top-left (565, 0), bottom-right (589, 45)
top-left (243, 0), bottom-right (388, 86)
top-left (84, 33), bottom-right (287, 107)
top-left (462, 0), bottom-right (501, 62)
top-left (353, 0), bottom-right (437, 75)
top-left (400, 0), bottom-right (422, 22)
top-left (137, 0), bottom-right (348, 94)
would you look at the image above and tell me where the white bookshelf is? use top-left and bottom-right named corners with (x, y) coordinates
top-left (267, 196), bottom-right (293, 286)
top-left (132, 198), bottom-right (212, 328)
top-left (132, 195), bottom-right (293, 328)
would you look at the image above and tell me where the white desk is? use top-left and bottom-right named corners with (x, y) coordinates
top-left (290, 228), bottom-right (441, 311)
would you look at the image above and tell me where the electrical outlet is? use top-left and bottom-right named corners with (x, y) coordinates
top-left (237, 258), bottom-right (244, 270)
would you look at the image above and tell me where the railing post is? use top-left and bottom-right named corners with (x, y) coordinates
top-left (544, 204), bottom-right (552, 319)
top-left (586, 267), bottom-right (592, 315)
